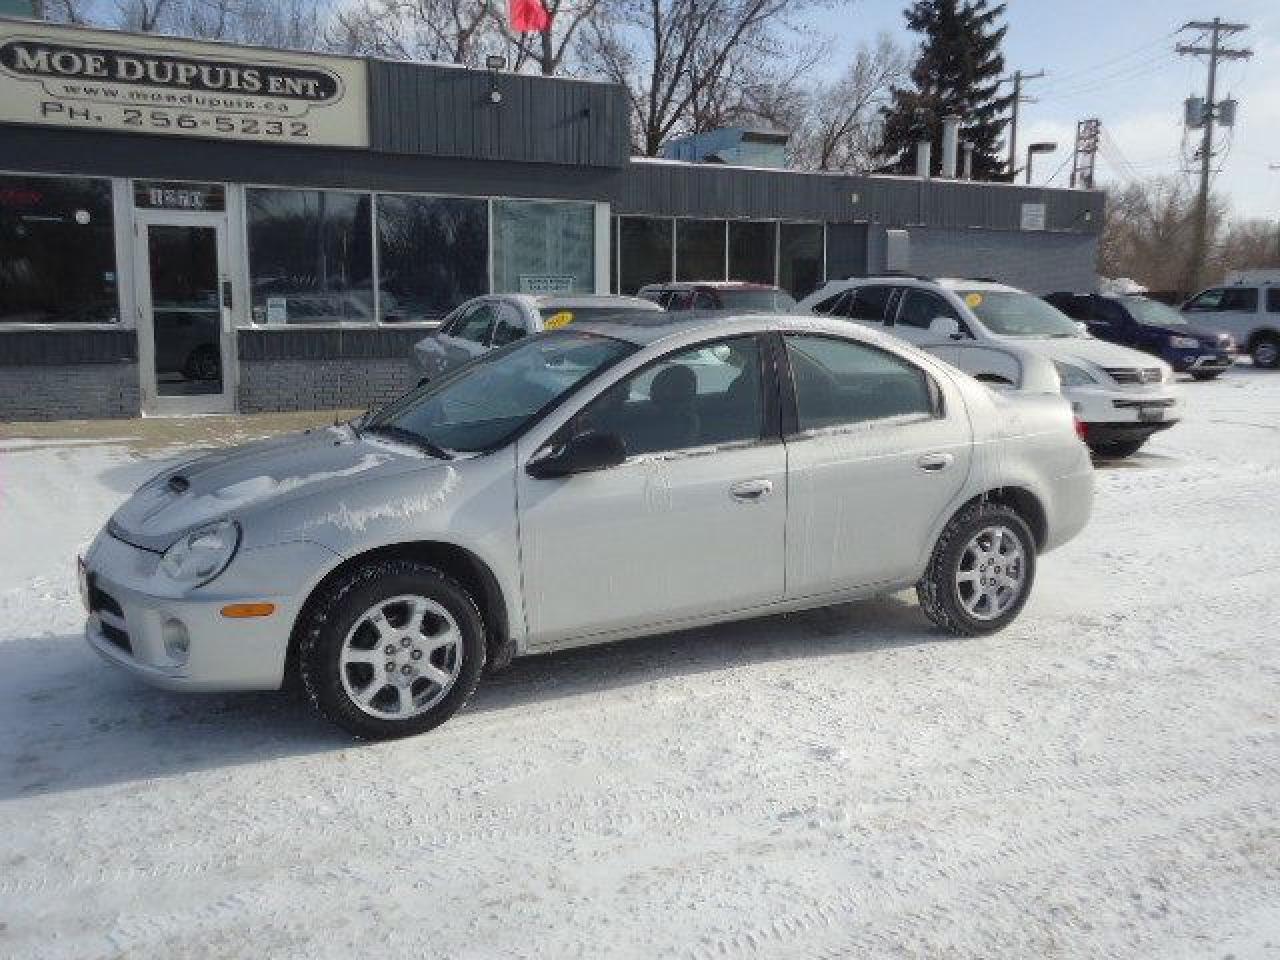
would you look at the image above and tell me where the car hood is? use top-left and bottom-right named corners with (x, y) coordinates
top-left (1140, 322), bottom-right (1233, 345)
top-left (109, 425), bottom-right (432, 550)
top-left (1016, 335), bottom-right (1166, 370)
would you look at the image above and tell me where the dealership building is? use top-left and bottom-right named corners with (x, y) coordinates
top-left (0, 18), bottom-right (1105, 421)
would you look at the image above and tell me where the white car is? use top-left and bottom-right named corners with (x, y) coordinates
top-left (1182, 277), bottom-right (1280, 369)
top-left (796, 277), bottom-right (1183, 459)
top-left (413, 293), bottom-right (663, 383)
top-left (82, 313), bottom-right (1093, 740)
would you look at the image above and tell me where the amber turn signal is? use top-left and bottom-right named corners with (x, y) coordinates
top-left (220, 602), bottom-right (276, 618)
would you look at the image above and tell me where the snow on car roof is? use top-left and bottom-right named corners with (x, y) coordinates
top-left (526, 294), bottom-right (662, 310)
top-left (936, 277), bottom-right (1022, 293)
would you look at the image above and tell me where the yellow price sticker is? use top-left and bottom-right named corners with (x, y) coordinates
top-left (544, 311), bottom-right (574, 330)
top-left (964, 293), bottom-right (984, 308)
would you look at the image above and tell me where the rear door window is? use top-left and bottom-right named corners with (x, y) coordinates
top-left (1186, 289), bottom-right (1225, 311)
top-left (811, 290), bottom-right (851, 316)
top-left (848, 285), bottom-right (895, 324)
top-left (784, 335), bottom-right (936, 430)
top-left (491, 303), bottom-right (530, 346)
top-left (1268, 289), bottom-right (1280, 313)
top-left (452, 302), bottom-right (497, 344)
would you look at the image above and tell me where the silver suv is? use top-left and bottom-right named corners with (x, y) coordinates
top-left (1183, 279), bottom-right (1280, 369)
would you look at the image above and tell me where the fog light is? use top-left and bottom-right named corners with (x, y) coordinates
top-left (162, 618), bottom-right (190, 664)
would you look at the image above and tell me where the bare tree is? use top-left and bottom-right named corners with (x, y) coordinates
top-left (787, 34), bottom-right (905, 172)
top-left (331, 0), bottom-right (494, 65)
top-left (32, 0), bottom-right (94, 22)
top-left (584, 0), bottom-right (845, 156)
top-left (1098, 176), bottom-right (1228, 292)
top-left (108, 0), bottom-right (329, 47)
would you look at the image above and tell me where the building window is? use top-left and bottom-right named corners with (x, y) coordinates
top-left (0, 174), bottom-right (118, 324)
top-left (376, 194), bottom-right (488, 324)
top-left (728, 221), bottom-right (777, 285)
top-left (493, 199), bottom-right (594, 295)
top-left (618, 216), bottom-right (673, 295)
top-left (779, 222), bottom-right (824, 299)
top-left (676, 219), bottom-right (727, 282)
top-left (246, 188), bottom-right (373, 325)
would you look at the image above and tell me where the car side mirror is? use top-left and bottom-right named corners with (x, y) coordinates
top-left (526, 429), bottom-right (627, 479)
top-left (928, 316), bottom-right (964, 340)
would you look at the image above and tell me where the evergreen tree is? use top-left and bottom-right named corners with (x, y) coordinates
top-left (877, 0), bottom-right (1015, 180)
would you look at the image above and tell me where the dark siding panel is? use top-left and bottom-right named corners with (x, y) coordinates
top-left (0, 330), bottom-right (137, 366)
top-left (826, 224), bottom-right (869, 280)
top-left (368, 61), bottom-right (628, 168)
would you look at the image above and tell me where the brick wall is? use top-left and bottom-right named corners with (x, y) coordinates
top-left (238, 357), bottom-right (419, 414)
top-left (0, 362), bottom-right (141, 421)
top-left (906, 228), bottom-right (1099, 295)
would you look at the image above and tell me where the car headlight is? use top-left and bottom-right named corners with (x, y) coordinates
top-left (1052, 360), bottom-right (1097, 387)
top-left (159, 520), bottom-right (240, 586)
top-left (1169, 335), bottom-right (1200, 349)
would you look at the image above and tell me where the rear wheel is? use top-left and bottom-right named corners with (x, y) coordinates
top-left (1252, 335), bottom-right (1280, 369)
top-left (1088, 436), bottom-right (1148, 459)
top-left (918, 503), bottom-right (1036, 637)
top-left (300, 560), bottom-right (485, 740)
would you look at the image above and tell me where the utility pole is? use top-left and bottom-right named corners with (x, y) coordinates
top-left (1178, 18), bottom-right (1252, 292)
top-left (1000, 69), bottom-right (1045, 180)
top-left (1070, 118), bottom-right (1100, 189)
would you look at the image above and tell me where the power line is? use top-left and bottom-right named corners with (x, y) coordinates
top-left (1045, 32), bottom-right (1178, 86)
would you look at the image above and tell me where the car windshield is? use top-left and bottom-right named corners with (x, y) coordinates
top-left (1122, 297), bottom-right (1190, 327)
top-left (959, 290), bottom-right (1081, 337)
top-left (717, 289), bottom-right (798, 312)
top-left (362, 332), bottom-right (636, 453)
top-left (538, 305), bottom-right (662, 325)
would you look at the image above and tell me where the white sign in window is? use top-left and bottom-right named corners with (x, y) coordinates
top-left (1020, 203), bottom-right (1047, 231)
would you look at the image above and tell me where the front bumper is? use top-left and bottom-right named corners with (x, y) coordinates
top-left (1167, 348), bottom-right (1234, 373)
top-left (82, 530), bottom-right (340, 692)
top-left (1066, 383), bottom-right (1183, 431)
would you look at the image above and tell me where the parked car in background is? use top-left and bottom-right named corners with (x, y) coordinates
top-left (1045, 292), bottom-right (1236, 380)
top-left (1181, 276), bottom-right (1280, 369)
top-left (412, 294), bottom-right (662, 383)
top-left (638, 281), bottom-right (797, 313)
top-left (82, 313), bottom-right (1092, 739)
top-left (796, 276), bottom-right (1182, 459)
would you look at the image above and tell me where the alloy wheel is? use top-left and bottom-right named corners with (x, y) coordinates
top-left (954, 524), bottom-right (1027, 622)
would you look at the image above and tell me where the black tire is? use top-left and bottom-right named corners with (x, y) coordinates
top-left (1251, 335), bottom-right (1280, 370)
top-left (917, 503), bottom-right (1037, 637)
top-left (1190, 371), bottom-right (1221, 381)
top-left (300, 559), bottom-right (486, 740)
top-left (1088, 436), bottom-right (1148, 459)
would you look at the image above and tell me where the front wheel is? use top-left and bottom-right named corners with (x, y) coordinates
top-left (300, 560), bottom-right (486, 740)
top-left (918, 504), bottom-right (1036, 637)
top-left (1251, 336), bottom-right (1280, 370)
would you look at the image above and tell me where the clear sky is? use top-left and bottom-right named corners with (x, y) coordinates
top-left (805, 0), bottom-right (1279, 219)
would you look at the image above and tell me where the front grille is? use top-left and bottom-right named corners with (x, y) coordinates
top-left (88, 581), bottom-right (132, 654)
top-left (1103, 367), bottom-right (1163, 385)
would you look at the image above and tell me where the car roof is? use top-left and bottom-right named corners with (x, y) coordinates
top-left (934, 278), bottom-right (1022, 293)
top-left (525, 294), bottom-right (662, 310)
top-left (638, 281), bottom-right (783, 292)
top-left (569, 310), bottom-right (914, 353)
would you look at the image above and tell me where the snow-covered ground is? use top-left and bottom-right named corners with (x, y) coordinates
top-left (2, 369), bottom-right (1279, 959)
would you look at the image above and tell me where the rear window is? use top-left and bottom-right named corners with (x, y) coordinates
top-left (714, 289), bottom-right (797, 312)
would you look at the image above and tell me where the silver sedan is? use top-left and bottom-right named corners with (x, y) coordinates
top-left (412, 293), bottom-right (663, 383)
top-left (82, 314), bottom-right (1094, 739)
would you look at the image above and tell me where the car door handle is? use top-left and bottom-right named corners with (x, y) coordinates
top-left (917, 452), bottom-right (954, 472)
top-left (730, 479), bottom-right (773, 501)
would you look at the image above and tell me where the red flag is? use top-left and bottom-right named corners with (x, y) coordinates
top-left (510, 0), bottom-right (551, 32)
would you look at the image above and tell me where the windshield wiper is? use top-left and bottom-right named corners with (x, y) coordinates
top-left (363, 424), bottom-right (454, 460)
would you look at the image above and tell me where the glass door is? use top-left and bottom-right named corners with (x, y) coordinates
top-left (135, 215), bottom-right (234, 414)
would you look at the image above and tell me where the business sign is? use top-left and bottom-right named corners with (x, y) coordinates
top-left (0, 22), bottom-right (368, 147)
top-left (1020, 202), bottom-right (1047, 231)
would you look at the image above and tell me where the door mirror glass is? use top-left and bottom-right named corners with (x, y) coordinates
top-left (928, 316), bottom-right (962, 339)
top-left (527, 429), bottom-right (627, 479)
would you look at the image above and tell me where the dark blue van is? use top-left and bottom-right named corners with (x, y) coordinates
top-left (1045, 293), bottom-right (1236, 381)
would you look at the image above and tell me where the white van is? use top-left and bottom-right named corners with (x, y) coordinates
top-left (1183, 275), bottom-right (1280, 368)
